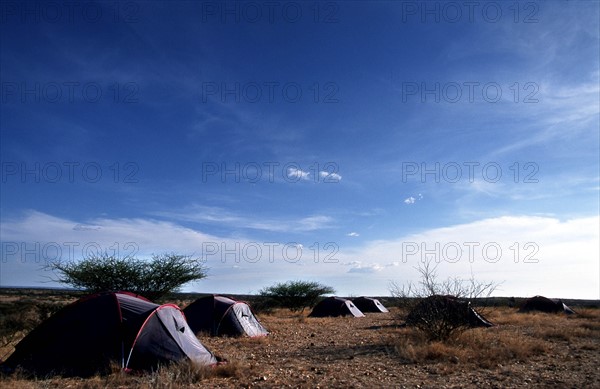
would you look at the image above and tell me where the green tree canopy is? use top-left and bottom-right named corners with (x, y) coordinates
top-left (259, 280), bottom-right (335, 312)
top-left (47, 253), bottom-right (208, 301)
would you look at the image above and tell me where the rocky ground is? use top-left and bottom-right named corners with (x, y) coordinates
top-left (199, 309), bottom-right (600, 388)
top-left (1, 291), bottom-right (599, 388)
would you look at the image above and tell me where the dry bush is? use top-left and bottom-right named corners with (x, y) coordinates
top-left (390, 259), bottom-right (499, 341)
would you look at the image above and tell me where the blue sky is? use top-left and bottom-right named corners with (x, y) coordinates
top-left (1, 0), bottom-right (599, 299)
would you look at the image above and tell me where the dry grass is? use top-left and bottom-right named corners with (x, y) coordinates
top-left (393, 325), bottom-right (548, 368)
top-left (486, 308), bottom-right (600, 343)
top-left (1, 360), bottom-right (244, 389)
top-left (1, 292), bottom-right (599, 388)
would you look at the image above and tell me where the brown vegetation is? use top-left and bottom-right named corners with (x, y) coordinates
top-left (1, 290), bottom-right (599, 388)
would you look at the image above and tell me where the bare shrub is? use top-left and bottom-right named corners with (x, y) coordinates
top-left (390, 259), bottom-right (500, 341)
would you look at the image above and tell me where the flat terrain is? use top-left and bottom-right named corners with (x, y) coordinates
top-left (1, 290), bottom-right (599, 388)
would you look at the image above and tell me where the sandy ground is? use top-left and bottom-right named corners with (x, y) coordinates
top-left (1, 292), bottom-right (599, 388)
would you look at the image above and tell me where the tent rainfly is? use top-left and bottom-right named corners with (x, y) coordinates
top-left (1, 292), bottom-right (217, 376)
top-left (518, 295), bottom-right (576, 314)
top-left (352, 297), bottom-right (390, 313)
top-left (183, 295), bottom-right (268, 337)
top-left (308, 297), bottom-right (365, 318)
top-left (405, 295), bottom-right (494, 328)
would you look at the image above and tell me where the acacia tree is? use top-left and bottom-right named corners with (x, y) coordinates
top-left (389, 259), bottom-right (500, 341)
top-left (46, 253), bottom-right (208, 301)
top-left (259, 280), bottom-right (335, 313)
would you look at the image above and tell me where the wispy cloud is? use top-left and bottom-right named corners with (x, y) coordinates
top-left (489, 77), bottom-right (600, 158)
top-left (0, 210), bottom-right (331, 291)
top-left (152, 205), bottom-right (335, 233)
top-left (0, 210), bottom-right (224, 256)
top-left (347, 263), bottom-right (383, 273)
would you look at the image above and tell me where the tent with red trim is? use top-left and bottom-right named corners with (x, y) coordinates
top-left (183, 295), bottom-right (268, 337)
top-left (0, 292), bottom-right (217, 376)
top-left (308, 297), bottom-right (365, 318)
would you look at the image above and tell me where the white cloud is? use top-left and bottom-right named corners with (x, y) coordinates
top-left (336, 215), bottom-right (599, 298)
top-left (319, 171), bottom-right (342, 181)
top-left (153, 206), bottom-right (334, 233)
top-left (296, 215), bottom-right (334, 231)
top-left (348, 263), bottom-right (383, 273)
top-left (2, 211), bottom-right (597, 298)
top-left (0, 210), bottom-right (336, 291)
top-left (404, 193), bottom-right (424, 205)
top-left (347, 232), bottom-right (360, 237)
top-left (0, 210), bottom-right (224, 258)
top-left (72, 224), bottom-right (102, 231)
top-left (287, 167), bottom-right (310, 180)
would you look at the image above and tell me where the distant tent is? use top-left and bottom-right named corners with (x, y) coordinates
top-left (1, 292), bottom-right (217, 377)
top-left (518, 296), bottom-right (576, 314)
top-left (308, 297), bottom-right (365, 318)
top-left (405, 295), bottom-right (494, 328)
top-left (183, 295), bottom-right (268, 337)
top-left (352, 297), bottom-right (389, 313)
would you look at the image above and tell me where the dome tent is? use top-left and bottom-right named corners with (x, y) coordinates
top-left (352, 297), bottom-right (390, 313)
top-left (183, 295), bottom-right (268, 337)
top-left (1, 292), bottom-right (217, 376)
top-left (518, 295), bottom-right (576, 314)
top-left (308, 297), bottom-right (365, 318)
top-left (405, 295), bottom-right (494, 328)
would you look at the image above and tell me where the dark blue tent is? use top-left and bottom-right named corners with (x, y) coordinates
top-left (184, 295), bottom-right (268, 337)
top-left (352, 297), bottom-right (390, 313)
top-left (519, 296), bottom-right (576, 314)
top-left (309, 297), bottom-right (365, 318)
top-left (1, 292), bottom-right (216, 376)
